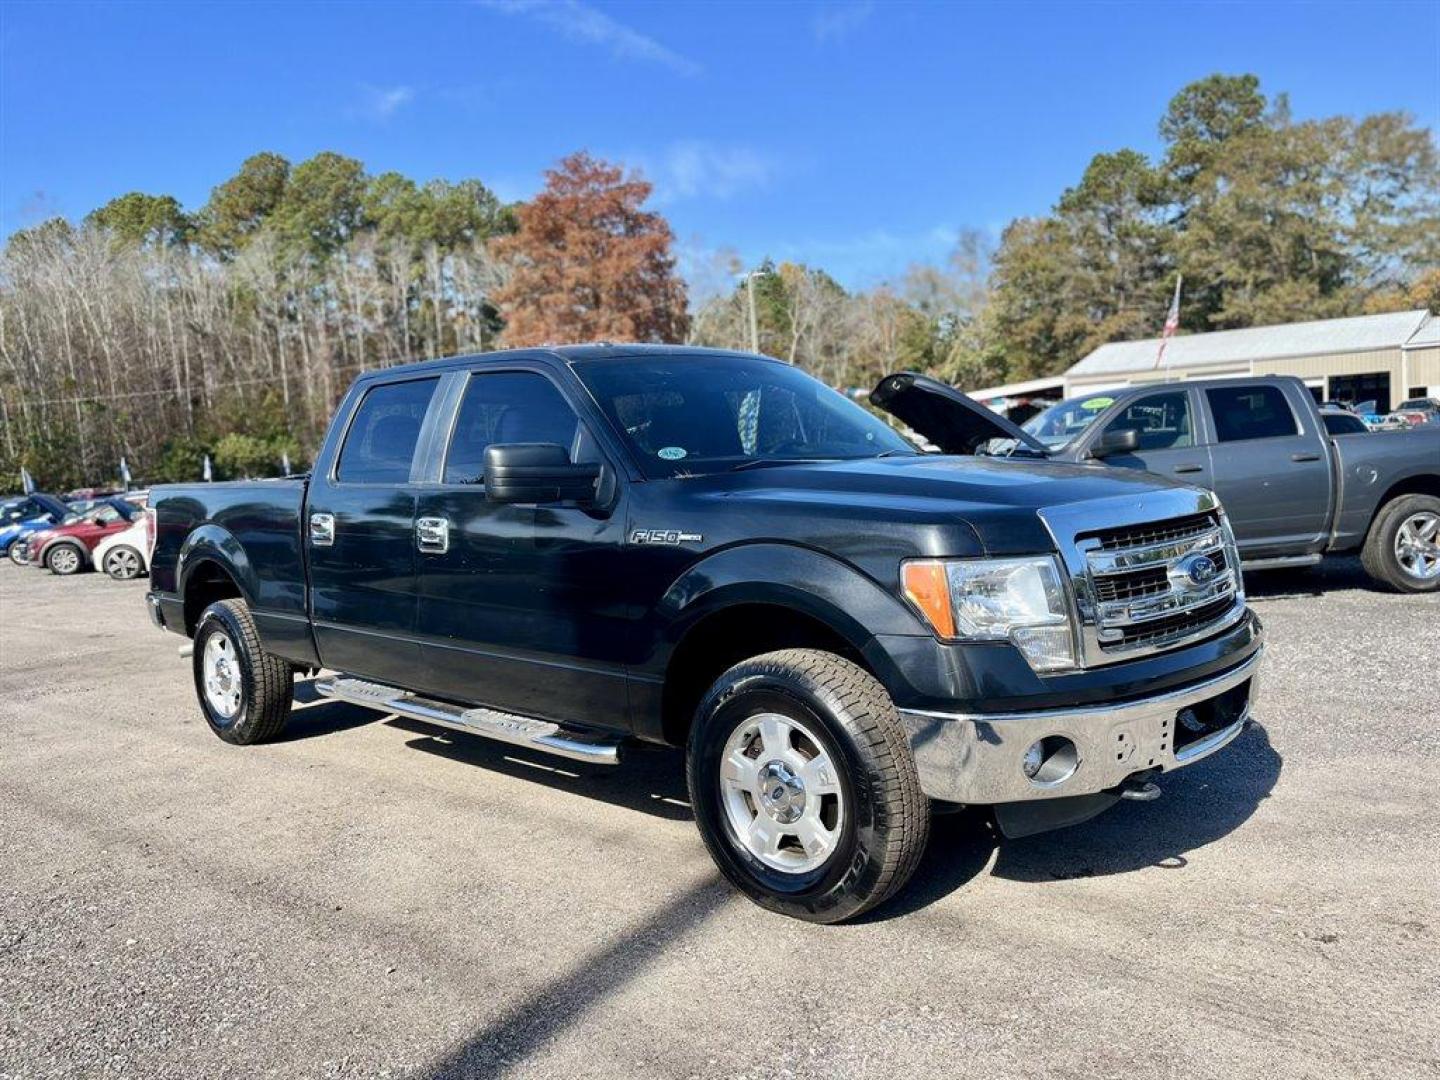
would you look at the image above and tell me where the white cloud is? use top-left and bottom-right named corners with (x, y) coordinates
top-left (656, 141), bottom-right (779, 202)
top-left (356, 84), bottom-right (416, 121)
top-left (478, 0), bottom-right (700, 76)
top-left (812, 1), bottom-right (873, 43)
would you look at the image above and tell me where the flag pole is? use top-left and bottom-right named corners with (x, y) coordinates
top-left (1153, 274), bottom-right (1183, 373)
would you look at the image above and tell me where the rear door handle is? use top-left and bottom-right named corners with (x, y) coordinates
top-left (310, 512), bottom-right (335, 547)
top-left (1291, 452), bottom-right (1321, 462)
top-left (1173, 464), bottom-right (1203, 474)
top-left (416, 516), bottom-right (450, 554)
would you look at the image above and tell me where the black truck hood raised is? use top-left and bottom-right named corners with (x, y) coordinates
top-left (870, 372), bottom-right (1050, 456)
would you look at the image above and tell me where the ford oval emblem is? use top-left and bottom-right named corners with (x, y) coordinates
top-left (1181, 553), bottom-right (1218, 586)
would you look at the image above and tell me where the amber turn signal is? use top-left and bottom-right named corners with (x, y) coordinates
top-left (901, 560), bottom-right (955, 639)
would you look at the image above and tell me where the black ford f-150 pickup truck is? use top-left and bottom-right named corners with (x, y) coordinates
top-left (147, 345), bottom-right (1263, 922)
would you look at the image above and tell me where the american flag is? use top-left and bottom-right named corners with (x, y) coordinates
top-left (1154, 275), bottom-right (1182, 370)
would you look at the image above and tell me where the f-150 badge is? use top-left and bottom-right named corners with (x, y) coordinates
top-left (631, 529), bottom-right (703, 545)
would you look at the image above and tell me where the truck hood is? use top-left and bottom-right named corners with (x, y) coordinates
top-left (717, 454), bottom-right (1193, 554)
top-left (870, 372), bottom-right (1050, 456)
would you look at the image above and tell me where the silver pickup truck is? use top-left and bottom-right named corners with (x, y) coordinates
top-left (877, 373), bottom-right (1440, 593)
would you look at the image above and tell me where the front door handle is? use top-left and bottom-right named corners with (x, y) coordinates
top-left (416, 516), bottom-right (450, 554)
top-left (1173, 464), bottom-right (1203, 474)
top-left (310, 512), bottom-right (335, 547)
top-left (1291, 452), bottom-right (1321, 462)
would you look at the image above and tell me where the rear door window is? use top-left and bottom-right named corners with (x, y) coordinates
top-left (335, 378), bottom-right (439, 484)
top-left (444, 372), bottom-right (579, 484)
top-left (1205, 386), bottom-right (1300, 442)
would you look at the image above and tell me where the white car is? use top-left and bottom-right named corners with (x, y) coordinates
top-left (92, 518), bottom-right (149, 581)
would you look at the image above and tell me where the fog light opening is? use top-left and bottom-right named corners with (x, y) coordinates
top-left (1022, 735), bottom-right (1079, 786)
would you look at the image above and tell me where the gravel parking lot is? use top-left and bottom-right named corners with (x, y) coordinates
top-left (1, 559), bottom-right (1437, 1079)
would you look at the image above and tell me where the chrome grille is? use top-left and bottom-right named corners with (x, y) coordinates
top-left (1079, 510), bottom-right (1242, 659)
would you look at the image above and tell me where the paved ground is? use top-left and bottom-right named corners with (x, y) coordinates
top-left (1, 559), bottom-right (1437, 1079)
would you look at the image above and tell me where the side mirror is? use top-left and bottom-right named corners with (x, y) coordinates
top-left (482, 443), bottom-right (600, 505)
top-left (1092, 429), bottom-right (1139, 458)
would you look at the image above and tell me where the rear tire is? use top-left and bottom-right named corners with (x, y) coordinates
top-left (46, 544), bottom-right (84, 575)
top-left (686, 648), bottom-right (929, 923)
top-left (192, 599), bottom-right (294, 745)
top-left (7, 542), bottom-right (26, 566)
top-left (1362, 494), bottom-right (1440, 593)
top-left (104, 545), bottom-right (145, 581)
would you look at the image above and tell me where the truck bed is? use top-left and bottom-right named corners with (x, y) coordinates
top-left (149, 478), bottom-right (309, 619)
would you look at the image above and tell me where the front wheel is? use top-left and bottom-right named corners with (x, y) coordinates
top-left (192, 599), bottom-right (294, 744)
top-left (46, 545), bottom-right (84, 575)
top-left (1362, 494), bottom-right (1440, 593)
top-left (103, 545), bottom-right (145, 581)
top-left (8, 542), bottom-right (27, 566)
top-left (687, 649), bottom-right (929, 923)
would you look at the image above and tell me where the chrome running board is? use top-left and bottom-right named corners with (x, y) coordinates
top-left (313, 676), bottom-right (623, 765)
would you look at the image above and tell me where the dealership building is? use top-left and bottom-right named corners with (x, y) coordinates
top-left (1063, 308), bottom-right (1440, 413)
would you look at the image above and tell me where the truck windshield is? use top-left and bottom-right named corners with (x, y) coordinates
top-left (1021, 394), bottom-right (1118, 449)
top-left (572, 354), bottom-right (917, 478)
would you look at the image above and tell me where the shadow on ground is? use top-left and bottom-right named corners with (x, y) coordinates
top-left (424, 873), bottom-right (732, 1079)
top-left (1243, 554), bottom-right (1380, 600)
top-left (866, 722), bottom-right (1282, 920)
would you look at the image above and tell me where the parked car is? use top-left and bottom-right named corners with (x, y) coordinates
top-left (147, 345), bottom-right (1263, 923)
top-left (27, 497), bottom-right (142, 575)
top-left (92, 517), bottom-right (150, 580)
top-left (1391, 397), bottom-right (1440, 427)
top-left (1319, 408), bottom-right (1370, 436)
top-left (984, 374), bottom-right (1439, 591)
top-left (0, 492), bottom-right (70, 561)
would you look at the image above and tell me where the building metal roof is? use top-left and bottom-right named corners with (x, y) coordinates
top-left (1403, 313), bottom-right (1440, 349)
top-left (1067, 309), bottom-right (1433, 377)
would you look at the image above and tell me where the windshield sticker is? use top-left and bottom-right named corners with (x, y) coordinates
top-left (658, 446), bottom-right (687, 461)
top-left (1081, 397), bottom-right (1114, 410)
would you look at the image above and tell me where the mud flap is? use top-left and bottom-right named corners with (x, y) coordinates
top-left (992, 791), bottom-right (1122, 840)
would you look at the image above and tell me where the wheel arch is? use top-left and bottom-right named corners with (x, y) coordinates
top-left (651, 544), bottom-right (925, 746)
top-left (178, 524), bottom-right (259, 635)
top-left (1368, 473), bottom-right (1440, 533)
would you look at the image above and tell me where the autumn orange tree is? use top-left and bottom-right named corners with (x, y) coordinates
top-left (494, 152), bottom-right (689, 346)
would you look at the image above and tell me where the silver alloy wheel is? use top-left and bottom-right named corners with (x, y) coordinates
top-left (8, 543), bottom-right (26, 566)
top-left (719, 712), bottom-right (845, 874)
top-left (1394, 511), bottom-right (1440, 581)
top-left (49, 547), bottom-right (80, 574)
top-left (107, 547), bottom-right (141, 579)
top-left (202, 631), bottom-right (244, 719)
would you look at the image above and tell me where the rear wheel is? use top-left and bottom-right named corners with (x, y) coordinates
top-left (46, 544), bottom-right (83, 575)
top-left (687, 648), bottom-right (928, 923)
top-left (103, 545), bottom-right (144, 581)
top-left (8, 542), bottom-right (27, 566)
top-left (1362, 494), bottom-right (1440, 593)
top-left (192, 599), bottom-right (294, 744)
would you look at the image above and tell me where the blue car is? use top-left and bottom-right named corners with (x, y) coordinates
top-left (0, 493), bottom-right (71, 564)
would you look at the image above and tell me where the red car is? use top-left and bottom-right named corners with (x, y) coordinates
top-left (26, 498), bottom-right (141, 575)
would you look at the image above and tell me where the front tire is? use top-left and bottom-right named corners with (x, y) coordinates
top-left (46, 544), bottom-right (84, 575)
top-left (1362, 494), bottom-right (1440, 593)
top-left (687, 649), bottom-right (928, 923)
top-left (192, 599), bottom-right (294, 744)
top-left (104, 545), bottom-right (145, 581)
top-left (7, 542), bottom-right (27, 566)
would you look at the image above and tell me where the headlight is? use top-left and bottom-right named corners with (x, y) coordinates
top-left (901, 555), bottom-right (1077, 672)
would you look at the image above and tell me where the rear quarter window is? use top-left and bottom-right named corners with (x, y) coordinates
top-left (335, 378), bottom-right (439, 484)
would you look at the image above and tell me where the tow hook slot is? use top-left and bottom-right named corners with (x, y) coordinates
top-left (1116, 770), bottom-right (1162, 802)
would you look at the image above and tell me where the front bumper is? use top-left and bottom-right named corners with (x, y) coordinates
top-left (900, 644), bottom-right (1262, 806)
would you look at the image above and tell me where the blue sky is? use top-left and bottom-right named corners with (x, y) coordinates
top-left (2, 1), bottom-right (1437, 291)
